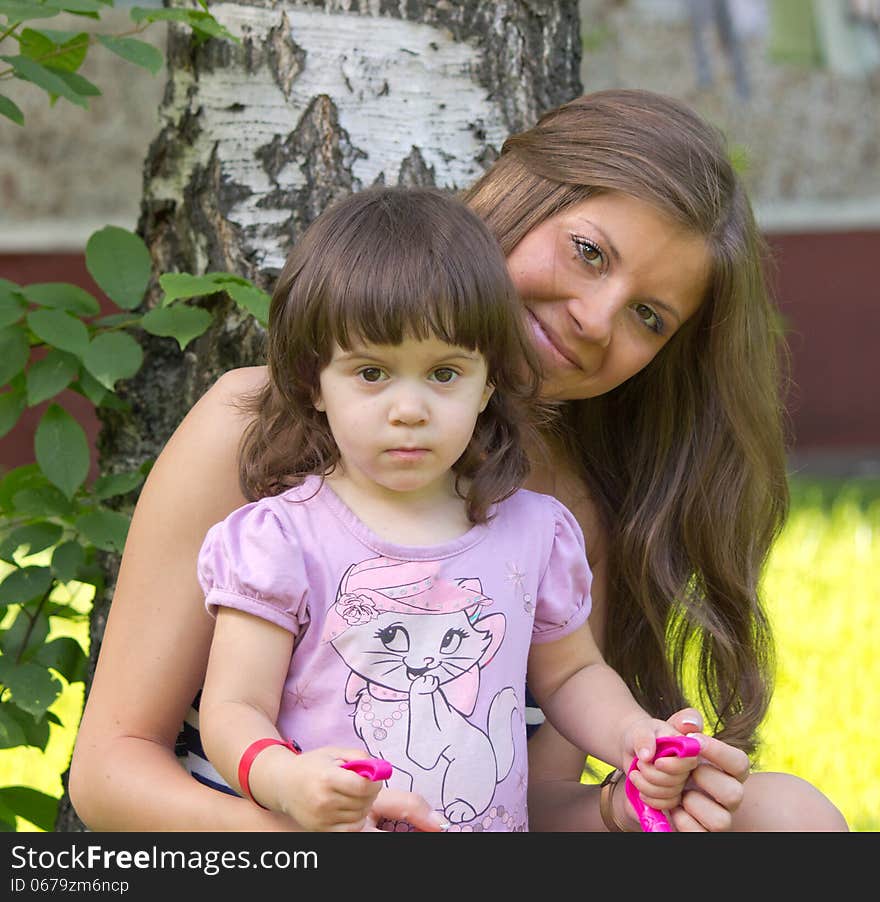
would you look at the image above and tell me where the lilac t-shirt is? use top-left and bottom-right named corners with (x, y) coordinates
top-left (198, 475), bottom-right (591, 832)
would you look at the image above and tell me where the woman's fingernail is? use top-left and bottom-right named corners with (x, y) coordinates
top-left (682, 716), bottom-right (702, 727)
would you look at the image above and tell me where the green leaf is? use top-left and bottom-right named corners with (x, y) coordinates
top-left (82, 331), bottom-right (143, 390)
top-left (0, 701), bottom-right (52, 751)
top-left (11, 485), bottom-right (75, 519)
top-left (33, 636), bottom-right (87, 683)
top-left (0, 565), bottom-right (52, 605)
top-left (0, 465), bottom-right (46, 513)
top-left (71, 367), bottom-right (107, 406)
top-left (130, 8), bottom-right (240, 44)
top-left (0, 2), bottom-right (59, 21)
top-left (142, 305), bottom-right (212, 350)
top-left (0, 606), bottom-right (49, 658)
top-left (97, 34), bottom-right (163, 74)
top-left (25, 348), bottom-right (79, 405)
top-left (159, 272), bottom-right (226, 306)
top-left (0, 787), bottom-right (59, 832)
top-left (0, 54), bottom-right (89, 108)
top-left (26, 308), bottom-right (89, 357)
top-left (85, 226), bottom-right (151, 310)
top-left (0, 522), bottom-right (63, 560)
top-left (21, 282), bottom-right (100, 316)
top-left (51, 67), bottom-right (100, 98)
top-left (92, 468), bottom-right (145, 500)
top-left (0, 280), bottom-right (26, 327)
top-left (0, 324), bottom-right (31, 388)
top-left (43, 0), bottom-right (104, 12)
top-left (75, 507), bottom-right (130, 552)
top-left (0, 94), bottom-right (24, 125)
top-left (23, 28), bottom-right (89, 73)
top-left (224, 281), bottom-right (271, 327)
top-left (0, 658), bottom-right (62, 719)
top-left (34, 404), bottom-right (90, 499)
top-left (51, 540), bottom-right (85, 581)
top-left (0, 707), bottom-right (26, 749)
top-left (0, 382), bottom-right (26, 439)
top-left (94, 312), bottom-right (139, 328)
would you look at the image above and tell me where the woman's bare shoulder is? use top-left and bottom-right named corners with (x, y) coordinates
top-left (203, 365), bottom-right (268, 407)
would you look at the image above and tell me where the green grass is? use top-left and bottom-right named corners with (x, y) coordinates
top-left (1, 476), bottom-right (878, 830)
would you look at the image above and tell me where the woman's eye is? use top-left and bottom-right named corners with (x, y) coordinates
top-left (358, 366), bottom-right (386, 383)
top-left (572, 236), bottom-right (605, 270)
top-left (633, 303), bottom-right (663, 334)
top-left (430, 367), bottom-right (458, 384)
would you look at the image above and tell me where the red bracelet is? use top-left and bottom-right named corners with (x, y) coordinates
top-left (237, 737), bottom-right (301, 808)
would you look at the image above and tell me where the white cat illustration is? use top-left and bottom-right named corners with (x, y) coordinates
top-left (322, 556), bottom-right (517, 824)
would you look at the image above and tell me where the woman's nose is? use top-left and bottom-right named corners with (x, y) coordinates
top-left (566, 290), bottom-right (619, 348)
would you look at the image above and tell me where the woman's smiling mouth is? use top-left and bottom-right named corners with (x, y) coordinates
top-left (526, 310), bottom-right (582, 370)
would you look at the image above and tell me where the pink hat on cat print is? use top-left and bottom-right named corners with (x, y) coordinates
top-left (322, 555), bottom-right (492, 643)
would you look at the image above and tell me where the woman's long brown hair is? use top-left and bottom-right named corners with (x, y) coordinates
top-left (464, 89), bottom-right (789, 755)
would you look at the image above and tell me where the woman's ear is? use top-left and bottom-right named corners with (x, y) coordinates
top-left (479, 382), bottom-right (495, 413)
top-left (313, 392), bottom-right (325, 412)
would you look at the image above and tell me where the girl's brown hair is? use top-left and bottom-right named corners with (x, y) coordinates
top-left (465, 89), bottom-right (788, 755)
top-left (239, 186), bottom-right (542, 524)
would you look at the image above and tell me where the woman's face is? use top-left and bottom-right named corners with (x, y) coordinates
top-left (507, 192), bottom-right (711, 401)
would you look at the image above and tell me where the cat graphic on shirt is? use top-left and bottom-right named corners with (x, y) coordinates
top-left (322, 556), bottom-right (518, 824)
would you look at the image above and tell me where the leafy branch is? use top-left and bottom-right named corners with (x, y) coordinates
top-left (0, 0), bottom-right (238, 125)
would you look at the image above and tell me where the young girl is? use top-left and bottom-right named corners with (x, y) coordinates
top-left (195, 186), bottom-right (698, 832)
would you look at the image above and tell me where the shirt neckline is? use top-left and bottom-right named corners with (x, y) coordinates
top-left (297, 475), bottom-right (492, 560)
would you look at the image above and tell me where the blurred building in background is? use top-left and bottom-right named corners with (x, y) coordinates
top-left (2, 0), bottom-right (878, 474)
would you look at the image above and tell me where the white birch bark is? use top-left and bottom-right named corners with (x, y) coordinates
top-left (54, 4), bottom-right (580, 829)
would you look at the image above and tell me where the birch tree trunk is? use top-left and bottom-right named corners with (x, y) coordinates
top-left (55, 0), bottom-right (581, 830)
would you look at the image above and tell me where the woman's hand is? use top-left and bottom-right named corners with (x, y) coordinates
top-left (363, 788), bottom-right (447, 832)
top-left (664, 708), bottom-right (750, 832)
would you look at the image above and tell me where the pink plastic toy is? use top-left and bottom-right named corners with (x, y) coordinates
top-left (624, 735), bottom-right (701, 832)
top-left (341, 758), bottom-right (393, 781)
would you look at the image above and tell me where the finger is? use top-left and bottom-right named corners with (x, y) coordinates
top-left (678, 785), bottom-right (735, 832)
top-left (667, 707), bottom-right (704, 734)
top-left (692, 735), bottom-right (750, 783)
top-left (689, 761), bottom-right (747, 813)
top-left (373, 788), bottom-right (447, 832)
top-left (630, 724), bottom-right (657, 763)
top-left (669, 804), bottom-right (707, 833)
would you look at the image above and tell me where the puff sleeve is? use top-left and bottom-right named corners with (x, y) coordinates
top-left (531, 498), bottom-right (593, 644)
top-left (197, 499), bottom-right (309, 637)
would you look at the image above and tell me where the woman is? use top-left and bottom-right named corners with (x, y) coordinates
top-left (69, 89), bottom-right (848, 832)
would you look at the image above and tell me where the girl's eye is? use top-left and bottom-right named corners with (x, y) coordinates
top-left (633, 303), bottom-right (663, 335)
top-left (572, 235), bottom-right (605, 271)
top-left (430, 367), bottom-right (458, 384)
top-left (358, 366), bottom-right (386, 383)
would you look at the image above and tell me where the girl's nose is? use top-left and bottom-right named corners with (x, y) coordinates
top-left (389, 387), bottom-right (429, 425)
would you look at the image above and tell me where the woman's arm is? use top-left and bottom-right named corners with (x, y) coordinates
top-left (526, 486), bottom-right (848, 831)
top-left (68, 367), bottom-right (301, 830)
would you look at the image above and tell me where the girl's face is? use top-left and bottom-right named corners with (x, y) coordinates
top-left (314, 336), bottom-right (494, 502)
top-left (507, 192), bottom-right (711, 401)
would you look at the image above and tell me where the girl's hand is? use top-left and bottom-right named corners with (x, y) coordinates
top-left (664, 708), bottom-right (750, 832)
top-left (277, 747), bottom-right (383, 832)
top-left (621, 717), bottom-right (701, 812)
